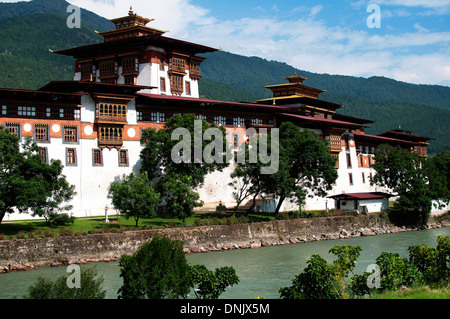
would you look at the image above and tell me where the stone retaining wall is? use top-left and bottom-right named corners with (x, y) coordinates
top-left (1, 215), bottom-right (448, 272)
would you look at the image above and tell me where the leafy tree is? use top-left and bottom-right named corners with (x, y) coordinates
top-left (162, 175), bottom-right (203, 224)
top-left (229, 142), bottom-right (265, 214)
top-left (280, 245), bottom-right (361, 299)
top-left (408, 235), bottom-right (450, 286)
top-left (118, 234), bottom-right (191, 299)
top-left (371, 144), bottom-right (447, 226)
top-left (23, 266), bottom-right (105, 299)
top-left (263, 122), bottom-right (337, 214)
top-left (189, 264), bottom-right (240, 299)
top-left (0, 127), bottom-right (74, 224)
top-left (108, 172), bottom-right (160, 227)
top-left (31, 171), bottom-right (76, 225)
top-left (140, 113), bottom-right (229, 221)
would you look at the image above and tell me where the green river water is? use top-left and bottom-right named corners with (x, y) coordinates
top-left (0, 227), bottom-right (449, 299)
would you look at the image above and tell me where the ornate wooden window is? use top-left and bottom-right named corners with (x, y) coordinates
top-left (1, 105), bottom-right (6, 115)
top-left (119, 149), bottom-right (129, 167)
top-left (159, 58), bottom-right (165, 71)
top-left (169, 56), bottom-right (186, 74)
top-left (185, 81), bottom-right (191, 95)
top-left (170, 75), bottom-right (183, 95)
top-left (98, 125), bottom-right (123, 148)
top-left (66, 148), bottom-right (77, 166)
top-left (99, 60), bottom-right (117, 78)
top-left (34, 124), bottom-right (49, 142)
top-left (5, 122), bottom-right (20, 139)
top-left (96, 103), bottom-right (127, 123)
top-left (189, 61), bottom-right (201, 79)
top-left (39, 147), bottom-right (48, 164)
top-left (63, 126), bottom-right (78, 143)
top-left (329, 135), bottom-right (341, 152)
top-left (122, 56), bottom-right (139, 75)
top-left (93, 149), bottom-right (103, 166)
top-left (80, 63), bottom-right (95, 81)
top-left (160, 77), bottom-right (166, 92)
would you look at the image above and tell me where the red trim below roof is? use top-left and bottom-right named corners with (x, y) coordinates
top-left (353, 132), bottom-right (418, 146)
top-left (278, 113), bottom-right (365, 128)
top-left (136, 92), bottom-right (288, 111)
top-left (328, 192), bottom-right (392, 200)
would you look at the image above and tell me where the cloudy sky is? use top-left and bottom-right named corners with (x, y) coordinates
top-left (4, 0), bottom-right (450, 85)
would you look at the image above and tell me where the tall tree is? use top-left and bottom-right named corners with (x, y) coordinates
top-left (140, 113), bottom-right (229, 220)
top-left (263, 122), bottom-right (337, 214)
top-left (108, 172), bottom-right (160, 227)
top-left (0, 127), bottom-right (74, 224)
top-left (371, 144), bottom-right (447, 226)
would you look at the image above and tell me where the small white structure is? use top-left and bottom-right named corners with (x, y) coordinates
top-left (328, 192), bottom-right (392, 214)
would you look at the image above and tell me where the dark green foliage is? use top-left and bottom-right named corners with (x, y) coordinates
top-left (23, 266), bottom-right (106, 299)
top-left (108, 172), bottom-right (160, 227)
top-left (140, 113), bottom-right (228, 221)
top-left (162, 175), bottom-right (203, 223)
top-left (264, 122), bottom-right (337, 213)
top-left (0, 127), bottom-right (75, 224)
top-left (279, 245), bottom-right (361, 299)
top-left (48, 213), bottom-right (75, 226)
top-left (118, 234), bottom-right (191, 299)
top-left (408, 235), bottom-right (450, 286)
top-left (189, 265), bottom-right (240, 299)
top-left (371, 144), bottom-right (439, 226)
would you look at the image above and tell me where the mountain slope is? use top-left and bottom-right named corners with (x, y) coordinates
top-left (0, 12), bottom-right (103, 89)
top-left (0, 0), bottom-right (114, 31)
top-left (0, 0), bottom-right (448, 154)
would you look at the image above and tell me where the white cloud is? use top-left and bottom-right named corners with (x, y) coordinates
top-left (375, 0), bottom-right (450, 8)
top-left (68, 0), bottom-right (214, 36)
top-left (5, 0), bottom-right (447, 85)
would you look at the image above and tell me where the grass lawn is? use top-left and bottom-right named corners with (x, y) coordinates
top-left (0, 211), bottom-right (276, 239)
top-left (368, 286), bottom-right (450, 299)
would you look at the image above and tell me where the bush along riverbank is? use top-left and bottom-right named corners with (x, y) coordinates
top-left (1, 214), bottom-right (449, 273)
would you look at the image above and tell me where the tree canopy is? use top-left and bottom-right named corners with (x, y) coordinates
top-left (0, 126), bottom-right (75, 224)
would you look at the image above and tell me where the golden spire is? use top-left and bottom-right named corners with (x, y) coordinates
top-left (129, 6), bottom-right (134, 16)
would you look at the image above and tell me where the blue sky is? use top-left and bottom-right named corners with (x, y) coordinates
top-left (4, 0), bottom-right (450, 85)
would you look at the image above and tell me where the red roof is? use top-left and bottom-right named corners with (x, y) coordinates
top-left (136, 92), bottom-right (288, 111)
top-left (328, 192), bottom-right (392, 200)
top-left (278, 113), bottom-right (365, 128)
top-left (353, 132), bottom-right (418, 146)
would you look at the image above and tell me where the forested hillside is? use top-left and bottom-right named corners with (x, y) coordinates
top-left (0, 0), bottom-right (448, 154)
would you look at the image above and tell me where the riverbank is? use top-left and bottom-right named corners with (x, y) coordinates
top-left (1, 215), bottom-right (449, 273)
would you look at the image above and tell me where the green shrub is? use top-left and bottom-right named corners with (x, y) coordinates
top-left (118, 234), bottom-right (191, 299)
top-left (408, 235), bottom-right (450, 286)
top-left (48, 213), bottom-right (75, 227)
top-left (23, 266), bottom-right (105, 299)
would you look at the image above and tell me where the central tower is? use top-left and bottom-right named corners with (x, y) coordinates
top-left (54, 9), bottom-right (217, 97)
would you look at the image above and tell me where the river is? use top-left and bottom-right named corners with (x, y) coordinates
top-left (0, 227), bottom-right (449, 299)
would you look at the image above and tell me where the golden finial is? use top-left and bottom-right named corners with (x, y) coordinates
top-left (129, 6), bottom-right (134, 16)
